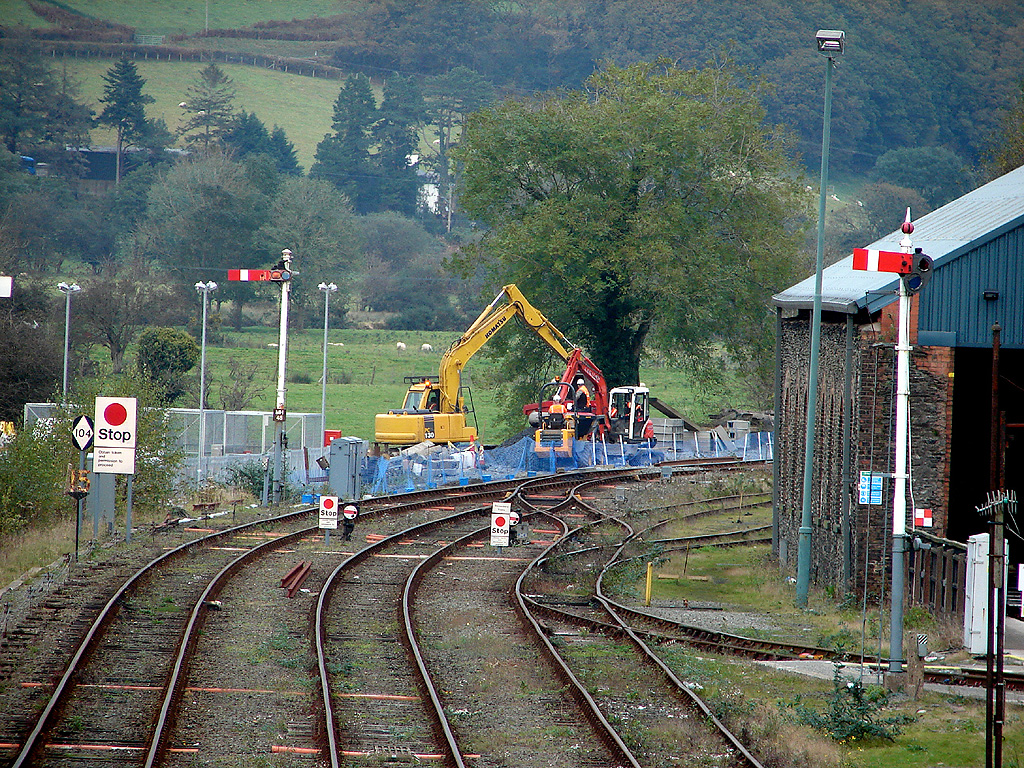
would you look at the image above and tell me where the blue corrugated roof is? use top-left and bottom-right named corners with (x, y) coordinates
top-left (773, 165), bottom-right (1024, 314)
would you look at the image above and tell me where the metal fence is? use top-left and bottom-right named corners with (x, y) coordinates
top-left (25, 404), bottom-right (323, 455)
top-left (907, 530), bottom-right (967, 624)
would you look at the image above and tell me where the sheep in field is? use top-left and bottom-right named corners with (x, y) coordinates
top-left (396, 341), bottom-right (407, 351)
top-left (421, 343), bottom-right (433, 352)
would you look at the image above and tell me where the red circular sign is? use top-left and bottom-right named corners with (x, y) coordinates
top-left (494, 516), bottom-right (506, 527)
top-left (104, 402), bottom-right (128, 426)
top-left (509, 511), bottom-right (520, 525)
top-left (343, 504), bottom-right (358, 520)
top-left (322, 497), bottom-right (335, 510)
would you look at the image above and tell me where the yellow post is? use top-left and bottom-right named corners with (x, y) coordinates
top-left (645, 562), bottom-right (653, 606)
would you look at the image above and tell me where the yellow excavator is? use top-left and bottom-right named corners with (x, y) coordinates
top-left (374, 284), bottom-right (584, 451)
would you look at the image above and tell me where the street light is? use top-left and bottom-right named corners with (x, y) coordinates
top-left (796, 29), bottom-right (844, 608)
top-left (57, 281), bottom-right (81, 401)
top-left (195, 280), bottom-right (218, 487)
top-left (318, 282), bottom-right (338, 449)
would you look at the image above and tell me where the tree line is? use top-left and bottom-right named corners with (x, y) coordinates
top-left (184, 0), bottom-right (1024, 177)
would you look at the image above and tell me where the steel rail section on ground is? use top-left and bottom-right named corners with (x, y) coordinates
top-left (594, 530), bottom-right (766, 768)
top-left (401, 522), bottom-right (489, 768)
top-left (313, 468), bottom-right (642, 767)
top-left (511, 511), bottom-right (644, 768)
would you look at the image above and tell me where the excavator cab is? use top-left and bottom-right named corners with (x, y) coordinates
top-left (608, 386), bottom-right (652, 443)
top-left (531, 381), bottom-right (576, 455)
top-left (374, 376), bottom-right (478, 451)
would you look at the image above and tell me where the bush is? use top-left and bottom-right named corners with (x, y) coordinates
top-left (782, 664), bottom-right (915, 743)
top-left (221, 459), bottom-right (266, 499)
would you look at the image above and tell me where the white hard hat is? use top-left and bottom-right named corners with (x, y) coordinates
top-left (553, 394), bottom-right (561, 402)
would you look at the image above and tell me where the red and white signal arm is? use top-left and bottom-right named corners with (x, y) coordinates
top-left (319, 495), bottom-right (339, 529)
top-left (342, 503), bottom-right (359, 520)
top-left (852, 248), bottom-right (913, 275)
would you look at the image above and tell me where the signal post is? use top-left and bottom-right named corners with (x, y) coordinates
top-left (852, 210), bottom-right (932, 688)
top-left (229, 249), bottom-right (294, 504)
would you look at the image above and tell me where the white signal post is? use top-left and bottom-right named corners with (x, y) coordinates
top-left (273, 249), bottom-right (293, 504)
top-left (888, 213), bottom-right (915, 682)
top-left (231, 251), bottom-right (294, 504)
top-left (851, 208), bottom-right (926, 686)
top-left (195, 280), bottom-right (218, 488)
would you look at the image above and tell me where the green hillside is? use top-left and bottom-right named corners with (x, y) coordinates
top-left (1, 0), bottom-right (347, 37)
top-left (71, 59), bottom-right (340, 171)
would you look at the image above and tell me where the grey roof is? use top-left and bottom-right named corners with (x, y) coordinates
top-left (773, 165), bottom-right (1024, 314)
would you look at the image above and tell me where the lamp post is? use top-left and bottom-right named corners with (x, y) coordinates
top-left (195, 280), bottom-right (218, 487)
top-left (318, 282), bottom-right (338, 448)
top-left (796, 29), bottom-right (845, 608)
top-left (57, 281), bottom-right (81, 401)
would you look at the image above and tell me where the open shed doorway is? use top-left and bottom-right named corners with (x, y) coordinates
top-left (948, 347), bottom-right (1024, 546)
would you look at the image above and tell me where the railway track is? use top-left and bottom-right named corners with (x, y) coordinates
top-left (2, 456), bottom-right (1002, 766)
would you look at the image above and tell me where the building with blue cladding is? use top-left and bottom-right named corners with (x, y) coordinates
top-left (772, 165), bottom-right (1024, 612)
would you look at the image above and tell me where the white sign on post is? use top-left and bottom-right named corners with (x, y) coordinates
top-left (93, 397), bottom-right (137, 474)
top-left (319, 495), bottom-right (339, 529)
top-left (490, 501), bottom-right (511, 547)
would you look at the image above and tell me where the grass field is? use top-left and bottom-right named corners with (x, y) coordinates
top-left (194, 325), bottom-right (760, 445)
top-left (3, 0), bottom-right (350, 37)
top-left (69, 58), bottom-right (342, 171)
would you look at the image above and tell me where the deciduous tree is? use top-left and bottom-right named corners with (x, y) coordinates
top-left (75, 261), bottom-right (176, 374)
top-left (257, 176), bottom-right (359, 327)
top-left (136, 326), bottom-right (199, 404)
top-left (453, 59), bottom-right (804, 402)
top-left (0, 280), bottom-right (61, 423)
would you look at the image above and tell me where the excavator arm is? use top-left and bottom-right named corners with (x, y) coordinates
top-left (436, 284), bottom-right (574, 412)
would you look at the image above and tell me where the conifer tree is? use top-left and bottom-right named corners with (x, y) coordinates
top-left (179, 63), bottom-right (237, 153)
top-left (311, 74), bottom-right (378, 213)
top-left (375, 76), bottom-right (427, 216)
top-left (97, 57), bottom-right (154, 183)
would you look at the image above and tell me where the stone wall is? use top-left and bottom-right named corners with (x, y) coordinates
top-left (776, 314), bottom-right (851, 589)
top-left (776, 301), bottom-right (954, 604)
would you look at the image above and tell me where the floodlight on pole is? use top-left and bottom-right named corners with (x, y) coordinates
top-left (796, 29), bottom-right (844, 608)
top-left (57, 281), bottom-right (81, 401)
top-left (318, 282), bottom-right (338, 448)
top-left (195, 280), bottom-right (218, 487)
